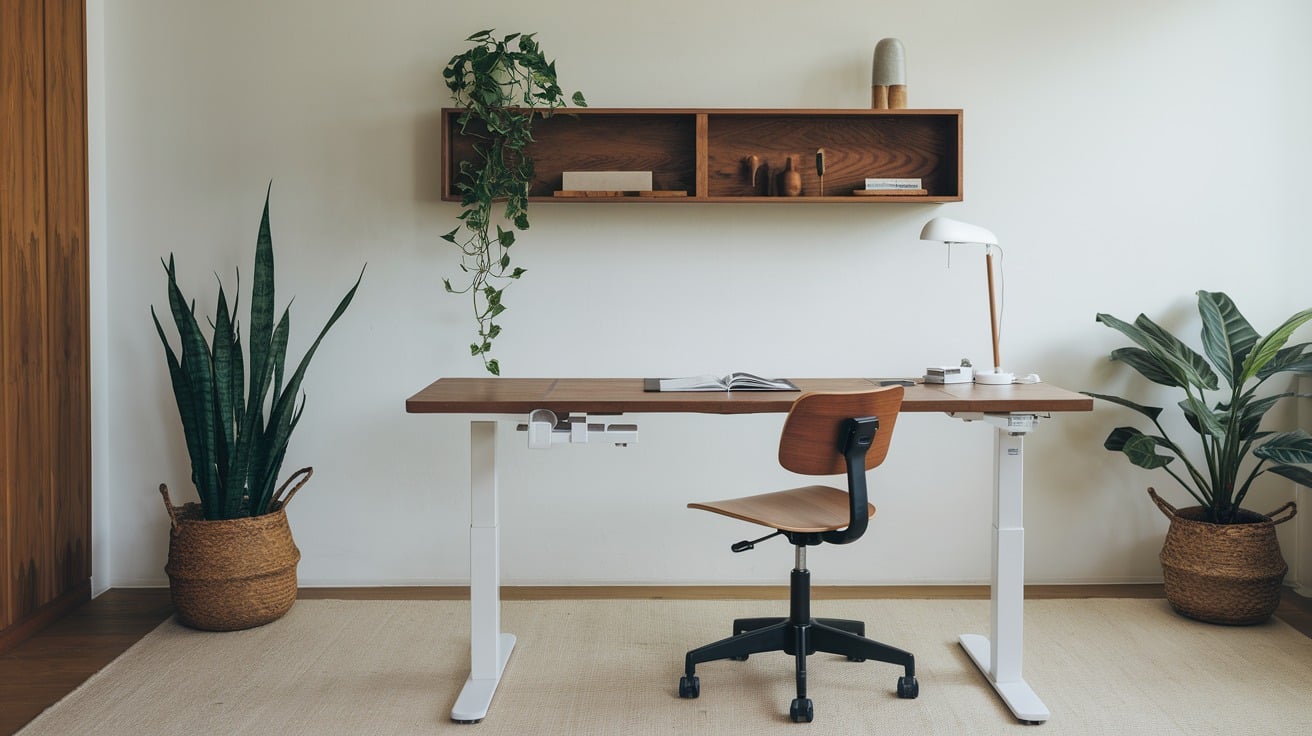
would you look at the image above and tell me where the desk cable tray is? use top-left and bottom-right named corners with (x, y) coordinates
top-left (517, 409), bottom-right (638, 448)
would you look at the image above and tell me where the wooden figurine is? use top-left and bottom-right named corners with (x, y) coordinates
top-left (778, 157), bottom-right (802, 197)
top-left (872, 38), bottom-right (907, 109)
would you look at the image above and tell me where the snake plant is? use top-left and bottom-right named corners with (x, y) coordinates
top-left (1087, 291), bottom-right (1312, 523)
top-left (152, 189), bottom-right (363, 520)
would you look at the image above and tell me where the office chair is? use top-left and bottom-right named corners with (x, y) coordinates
top-left (677, 387), bottom-right (917, 723)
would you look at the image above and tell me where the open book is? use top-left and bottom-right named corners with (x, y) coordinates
top-left (644, 373), bottom-right (800, 392)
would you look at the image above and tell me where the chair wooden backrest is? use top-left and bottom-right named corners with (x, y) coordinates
top-left (778, 387), bottom-right (904, 476)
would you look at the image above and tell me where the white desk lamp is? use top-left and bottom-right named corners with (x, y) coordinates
top-left (920, 217), bottom-right (1014, 385)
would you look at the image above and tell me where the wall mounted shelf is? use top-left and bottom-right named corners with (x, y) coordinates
top-left (441, 108), bottom-right (962, 203)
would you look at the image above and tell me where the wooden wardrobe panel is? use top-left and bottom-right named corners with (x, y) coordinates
top-left (0, 0), bottom-right (89, 640)
top-left (2, 0), bottom-right (54, 626)
top-left (44, 0), bottom-right (91, 595)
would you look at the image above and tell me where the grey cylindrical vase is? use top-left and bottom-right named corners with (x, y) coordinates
top-left (871, 38), bottom-right (907, 109)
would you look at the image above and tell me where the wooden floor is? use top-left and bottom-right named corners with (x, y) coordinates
top-left (2, 585), bottom-right (1310, 735)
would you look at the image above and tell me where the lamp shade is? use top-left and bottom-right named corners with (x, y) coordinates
top-left (920, 217), bottom-right (997, 246)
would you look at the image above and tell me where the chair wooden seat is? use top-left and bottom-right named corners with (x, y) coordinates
top-left (689, 486), bottom-right (876, 533)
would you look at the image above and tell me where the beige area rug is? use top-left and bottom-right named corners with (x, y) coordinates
top-left (18, 598), bottom-right (1312, 735)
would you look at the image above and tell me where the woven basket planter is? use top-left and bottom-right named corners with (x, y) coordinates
top-left (160, 468), bottom-right (312, 631)
top-left (1149, 488), bottom-right (1296, 625)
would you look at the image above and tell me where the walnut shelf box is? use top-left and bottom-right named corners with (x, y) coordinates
top-left (441, 108), bottom-right (962, 203)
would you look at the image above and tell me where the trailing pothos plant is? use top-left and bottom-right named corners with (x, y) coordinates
top-left (152, 188), bottom-right (364, 520)
top-left (441, 29), bottom-right (586, 375)
top-left (1087, 291), bottom-right (1312, 524)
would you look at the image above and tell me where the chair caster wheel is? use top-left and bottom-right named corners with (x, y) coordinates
top-left (897, 675), bottom-right (919, 699)
top-left (730, 654), bottom-right (749, 661)
top-left (846, 656), bottom-right (866, 662)
top-left (789, 697), bottom-right (814, 723)
top-left (678, 674), bottom-right (700, 698)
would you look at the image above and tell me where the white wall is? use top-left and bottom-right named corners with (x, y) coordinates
top-left (98, 0), bottom-right (1312, 588)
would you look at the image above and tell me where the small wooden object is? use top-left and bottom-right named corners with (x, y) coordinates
top-left (779, 157), bottom-right (802, 197)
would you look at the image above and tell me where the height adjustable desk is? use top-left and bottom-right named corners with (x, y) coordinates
top-left (405, 378), bottom-right (1092, 724)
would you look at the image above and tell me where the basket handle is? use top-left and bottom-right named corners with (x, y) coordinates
top-left (1265, 501), bottom-right (1297, 525)
top-left (1147, 487), bottom-right (1177, 519)
top-left (271, 467), bottom-right (314, 510)
top-left (159, 483), bottom-right (180, 530)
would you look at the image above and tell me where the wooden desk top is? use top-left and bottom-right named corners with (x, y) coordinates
top-left (405, 378), bottom-right (1093, 416)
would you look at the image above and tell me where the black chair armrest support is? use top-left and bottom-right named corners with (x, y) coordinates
top-left (822, 416), bottom-right (878, 545)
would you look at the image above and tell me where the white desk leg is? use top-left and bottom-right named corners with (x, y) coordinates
top-left (958, 426), bottom-right (1050, 724)
top-left (451, 420), bottom-right (515, 723)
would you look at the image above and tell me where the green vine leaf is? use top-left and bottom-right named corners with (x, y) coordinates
top-left (442, 29), bottom-right (584, 375)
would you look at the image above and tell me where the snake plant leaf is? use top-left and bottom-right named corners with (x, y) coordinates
top-left (163, 257), bottom-right (222, 518)
top-left (1197, 291), bottom-right (1259, 390)
top-left (212, 283), bottom-right (236, 486)
top-left (243, 310), bottom-right (291, 518)
top-left (1239, 308), bottom-right (1312, 383)
top-left (1109, 347), bottom-right (1180, 387)
top-left (247, 188), bottom-right (276, 419)
top-left (1084, 392), bottom-right (1164, 421)
top-left (1121, 432), bottom-right (1175, 469)
top-left (1266, 464), bottom-right (1312, 487)
top-left (1134, 314), bottom-right (1220, 391)
top-left (1257, 342), bottom-right (1312, 380)
top-left (259, 268), bottom-right (364, 509)
top-left (1253, 430), bottom-right (1312, 464)
top-left (152, 303), bottom-right (206, 503)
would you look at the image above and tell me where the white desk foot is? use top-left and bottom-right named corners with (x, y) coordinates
top-left (959, 634), bottom-right (1049, 724)
top-left (451, 633), bottom-right (517, 723)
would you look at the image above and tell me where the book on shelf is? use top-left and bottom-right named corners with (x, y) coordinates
top-left (643, 373), bottom-right (800, 392)
top-left (865, 177), bottom-right (923, 189)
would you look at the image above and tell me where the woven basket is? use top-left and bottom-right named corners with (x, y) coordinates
top-left (1150, 487), bottom-right (1296, 625)
top-left (160, 468), bottom-right (312, 631)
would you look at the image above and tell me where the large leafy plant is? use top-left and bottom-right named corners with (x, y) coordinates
top-left (152, 190), bottom-right (363, 520)
top-left (1087, 291), bottom-right (1312, 524)
top-left (441, 29), bottom-right (586, 375)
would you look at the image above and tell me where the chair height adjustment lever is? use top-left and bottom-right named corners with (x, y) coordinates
top-left (732, 531), bottom-right (782, 553)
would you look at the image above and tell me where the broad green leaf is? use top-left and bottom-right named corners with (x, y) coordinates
top-left (1122, 432), bottom-right (1174, 469)
top-left (1257, 342), bottom-right (1312, 379)
top-left (1266, 464), bottom-right (1312, 487)
top-left (1253, 430), bottom-right (1312, 464)
top-left (1233, 393), bottom-right (1288, 439)
top-left (1196, 291), bottom-right (1258, 389)
top-left (1104, 426), bottom-right (1168, 452)
top-left (1109, 347), bottom-right (1180, 387)
top-left (1134, 314), bottom-right (1219, 391)
top-left (1240, 307), bottom-right (1312, 383)
top-left (1096, 313), bottom-right (1187, 386)
top-left (1178, 396), bottom-right (1225, 437)
top-left (572, 91), bottom-right (587, 107)
top-left (1084, 392), bottom-right (1164, 421)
